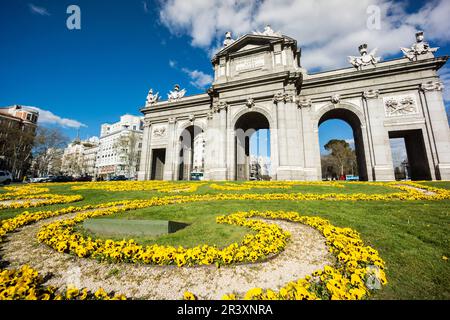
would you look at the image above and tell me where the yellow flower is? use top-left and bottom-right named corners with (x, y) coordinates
top-left (183, 291), bottom-right (197, 300)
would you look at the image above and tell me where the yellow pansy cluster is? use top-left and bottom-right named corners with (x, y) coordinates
top-left (37, 205), bottom-right (290, 266)
top-left (210, 181), bottom-right (343, 191)
top-left (0, 185), bottom-right (49, 198)
top-left (0, 185), bottom-right (83, 210)
top-left (71, 180), bottom-right (204, 193)
top-left (0, 264), bottom-right (125, 300)
top-left (210, 182), bottom-right (291, 191)
top-left (219, 210), bottom-right (387, 300)
top-left (0, 205), bottom-right (96, 240)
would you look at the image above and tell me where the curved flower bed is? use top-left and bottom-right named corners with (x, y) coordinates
top-left (0, 265), bottom-right (125, 300)
top-left (71, 181), bottom-right (204, 193)
top-left (210, 182), bottom-right (292, 191)
top-left (0, 185), bottom-right (83, 210)
top-left (183, 210), bottom-right (387, 300)
top-left (210, 181), bottom-right (344, 191)
top-left (225, 210), bottom-right (387, 300)
top-left (37, 207), bottom-right (290, 266)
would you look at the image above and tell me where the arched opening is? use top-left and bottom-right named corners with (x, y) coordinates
top-left (318, 108), bottom-right (368, 181)
top-left (177, 125), bottom-right (204, 180)
top-left (388, 130), bottom-right (431, 180)
top-left (234, 111), bottom-right (271, 180)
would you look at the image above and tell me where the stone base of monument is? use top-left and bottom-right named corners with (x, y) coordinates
top-left (436, 163), bottom-right (450, 180)
top-left (372, 165), bottom-right (396, 181)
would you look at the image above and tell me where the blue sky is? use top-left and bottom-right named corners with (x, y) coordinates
top-left (1, 0), bottom-right (449, 162)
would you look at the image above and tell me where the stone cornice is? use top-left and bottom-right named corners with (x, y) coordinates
top-left (140, 93), bottom-right (211, 114)
top-left (363, 89), bottom-right (380, 99)
top-left (302, 56), bottom-right (448, 89)
top-left (297, 97), bottom-right (311, 108)
top-left (211, 100), bottom-right (228, 113)
top-left (420, 80), bottom-right (444, 92)
top-left (212, 71), bottom-right (298, 93)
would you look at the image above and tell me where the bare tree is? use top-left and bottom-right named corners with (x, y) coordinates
top-left (62, 153), bottom-right (85, 177)
top-left (31, 127), bottom-right (69, 177)
top-left (114, 131), bottom-right (141, 178)
top-left (0, 119), bottom-right (36, 179)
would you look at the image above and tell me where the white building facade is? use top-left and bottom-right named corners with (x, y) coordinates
top-left (61, 137), bottom-right (99, 177)
top-left (96, 114), bottom-right (143, 179)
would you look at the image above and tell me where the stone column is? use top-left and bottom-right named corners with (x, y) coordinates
top-left (137, 119), bottom-right (152, 180)
top-left (203, 111), bottom-right (214, 180)
top-left (208, 101), bottom-right (228, 180)
top-left (363, 89), bottom-right (395, 181)
top-left (274, 91), bottom-right (304, 180)
top-left (285, 93), bottom-right (304, 179)
top-left (163, 117), bottom-right (176, 180)
top-left (421, 81), bottom-right (450, 179)
top-left (298, 97), bottom-right (319, 180)
top-left (274, 92), bottom-right (289, 179)
top-left (182, 146), bottom-right (192, 180)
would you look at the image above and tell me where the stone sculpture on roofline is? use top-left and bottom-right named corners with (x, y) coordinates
top-left (168, 84), bottom-right (186, 102)
top-left (223, 31), bottom-right (235, 47)
top-left (253, 25), bottom-right (282, 37)
top-left (401, 31), bottom-right (439, 61)
top-left (145, 88), bottom-right (159, 107)
top-left (348, 43), bottom-right (381, 70)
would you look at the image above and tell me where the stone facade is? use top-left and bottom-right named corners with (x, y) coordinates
top-left (138, 30), bottom-right (450, 181)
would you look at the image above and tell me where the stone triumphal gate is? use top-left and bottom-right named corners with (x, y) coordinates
top-left (137, 27), bottom-right (450, 181)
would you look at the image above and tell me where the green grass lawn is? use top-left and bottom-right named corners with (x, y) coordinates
top-left (1, 181), bottom-right (449, 300)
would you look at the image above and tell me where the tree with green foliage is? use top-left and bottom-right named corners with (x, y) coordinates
top-left (324, 139), bottom-right (356, 177)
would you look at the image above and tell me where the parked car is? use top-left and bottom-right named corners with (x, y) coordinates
top-left (30, 176), bottom-right (51, 183)
top-left (110, 175), bottom-right (127, 181)
top-left (73, 176), bottom-right (92, 182)
top-left (190, 172), bottom-right (204, 181)
top-left (345, 175), bottom-right (359, 181)
top-left (48, 176), bottom-right (73, 183)
top-left (0, 170), bottom-right (12, 185)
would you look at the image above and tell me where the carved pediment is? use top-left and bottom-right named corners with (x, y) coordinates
top-left (214, 34), bottom-right (292, 58)
top-left (236, 43), bottom-right (263, 52)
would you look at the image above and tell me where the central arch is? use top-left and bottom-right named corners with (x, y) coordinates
top-left (176, 125), bottom-right (204, 180)
top-left (234, 111), bottom-right (271, 180)
top-left (318, 107), bottom-right (368, 181)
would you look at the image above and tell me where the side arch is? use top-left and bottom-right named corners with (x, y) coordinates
top-left (315, 102), bottom-right (369, 181)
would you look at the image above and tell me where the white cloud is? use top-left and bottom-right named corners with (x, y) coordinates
top-left (439, 66), bottom-right (450, 102)
top-left (390, 138), bottom-right (407, 167)
top-left (169, 60), bottom-right (213, 89)
top-left (28, 3), bottom-right (51, 16)
top-left (345, 139), bottom-right (355, 148)
top-left (142, 1), bottom-right (149, 14)
top-left (159, 0), bottom-right (450, 70)
top-left (28, 107), bottom-right (87, 129)
top-left (181, 68), bottom-right (213, 89)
